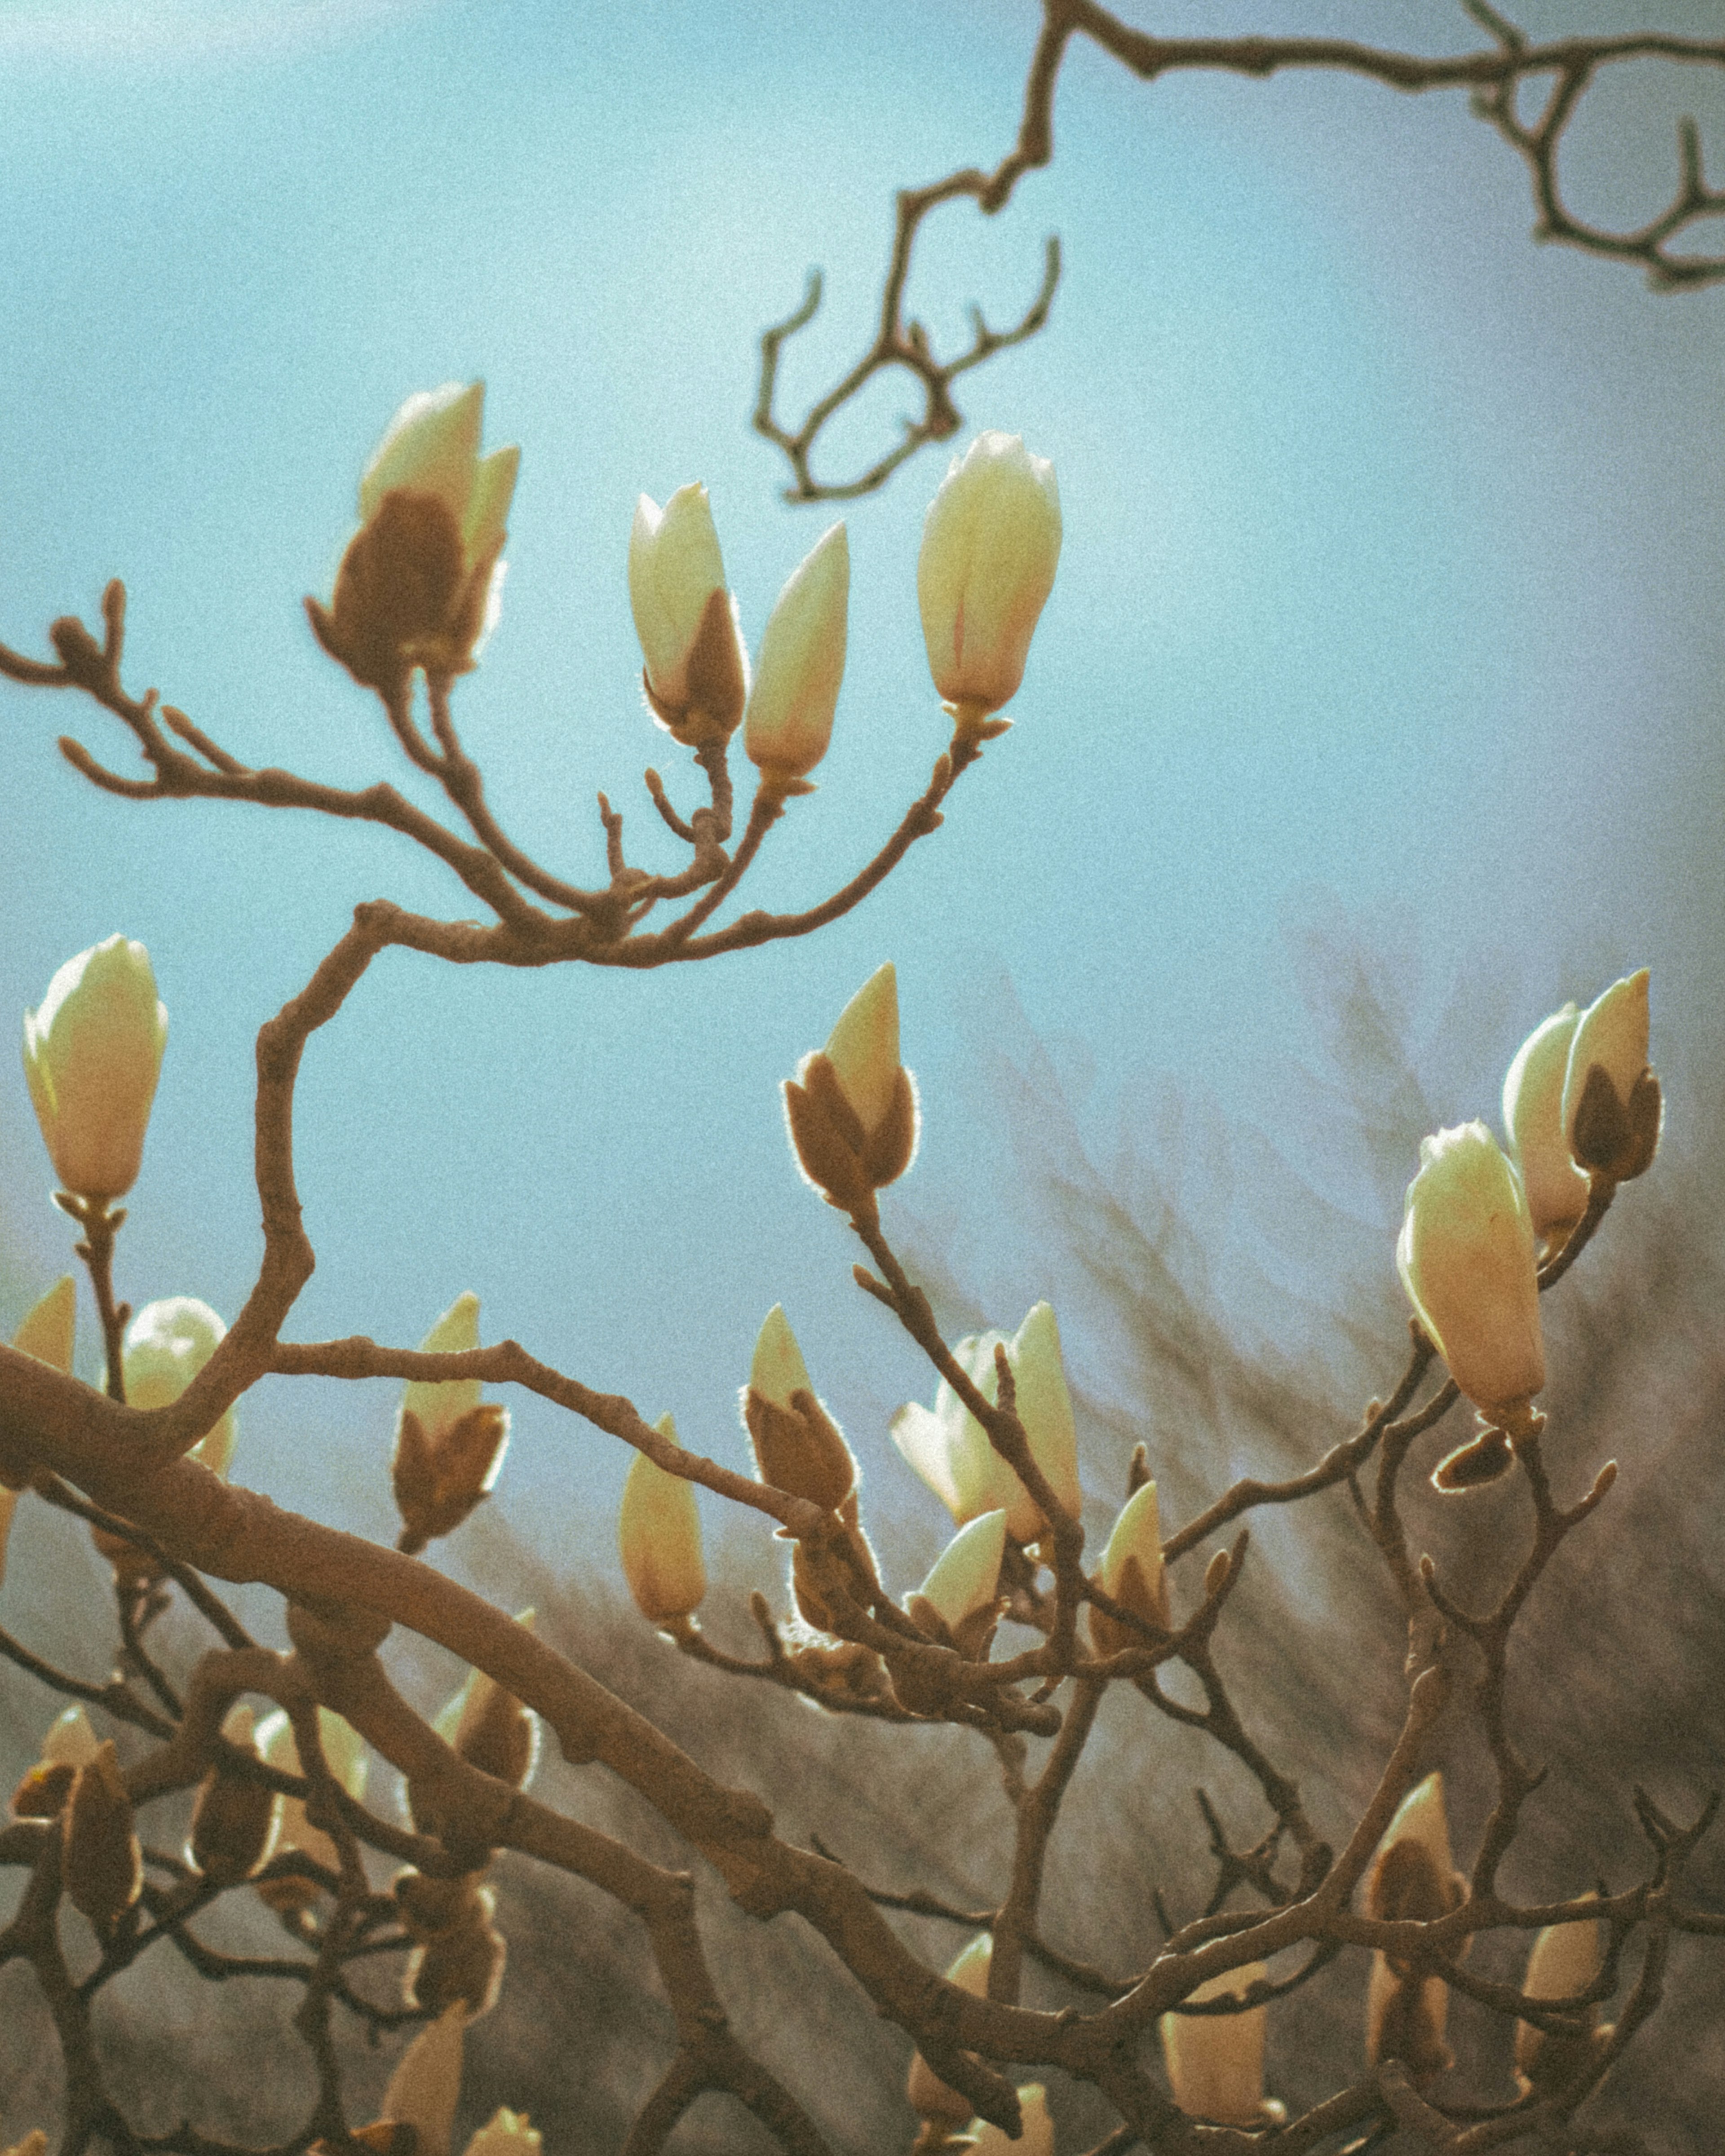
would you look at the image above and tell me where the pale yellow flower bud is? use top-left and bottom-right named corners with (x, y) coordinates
top-left (42, 1705), bottom-right (102, 1771)
top-left (907, 1933), bottom-right (992, 2120)
top-left (1515, 1910), bottom-right (1606, 2090)
top-left (743, 523), bottom-right (849, 790)
top-left (254, 1705), bottom-right (369, 1910)
top-left (2, 2130), bottom-right (48, 2156)
top-left (1364, 1772), bottom-right (1464, 2081)
top-left (23, 936), bottom-right (167, 1202)
top-left (917, 432), bottom-right (1061, 726)
top-left (743, 1308), bottom-right (856, 1511)
top-left (432, 1609), bottom-right (541, 1789)
top-left (1377, 1772), bottom-right (1459, 1887)
top-left (826, 962), bottom-right (902, 1135)
top-left (892, 1303), bottom-right (1079, 1543)
top-left (1091, 1478), bottom-right (1169, 1654)
top-left (1396, 1123), bottom-right (1543, 1428)
top-left (784, 963), bottom-right (920, 1207)
top-left (393, 1293), bottom-right (510, 1555)
top-left (402, 1291), bottom-right (485, 1437)
top-left (1561, 970), bottom-right (1660, 1182)
top-left (124, 1296), bottom-right (237, 1478)
top-left (1160, 1964), bottom-right (1272, 2125)
top-left (310, 381), bottom-right (519, 690)
top-left (964, 2085), bottom-right (1055, 2156)
top-left (1503, 1004), bottom-right (1590, 1243)
top-left (628, 484), bottom-right (748, 745)
top-left (619, 1414), bottom-right (708, 1626)
top-left (915, 1509), bottom-right (1008, 1636)
top-left (462, 2110), bottom-right (542, 2156)
top-left (381, 2002), bottom-right (468, 2156)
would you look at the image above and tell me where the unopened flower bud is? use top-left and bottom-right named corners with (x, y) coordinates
top-left (784, 964), bottom-right (920, 1209)
top-left (393, 1294), bottom-right (509, 1555)
top-left (908, 1509), bottom-right (1008, 1659)
top-left (380, 2002), bottom-right (469, 2156)
top-left (1503, 1005), bottom-right (1591, 1245)
top-left (743, 1306), bottom-right (856, 1511)
top-left (254, 1706), bottom-right (369, 1913)
top-left (1363, 1773), bottom-right (1464, 2081)
top-left (907, 1934), bottom-right (992, 2121)
top-left (1562, 970), bottom-right (1660, 1183)
top-left (124, 1296), bottom-right (239, 1477)
top-left (1161, 1964), bottom-right (1278, 2126)
top-left (309, 382), bottom-right (519, 693)
top-left (463, 2111), bottom-right (541, 2156)
top-left (12, 1702), bottom-right (96, 1820)
top-left (188, 1704), bottom-right (279, 1886)
top-left (3, 2132), bottom-right (48, 2156)
top-left (918, 433), bottom-right (1061, 734)
top-left (23, 937), bottom-right (167, 1202)
top-left (1515, 1910), bottom-right (1606, 2093)
top-left (629, 485), bottom-right (749, 746)
top-left (1091, 1478), bottom-right (1170, 1656)
top-left (1371, 1774), bottom-right (1463, 1918)
top-left (1365, 1950), bottom-right (1452, 2081)
top-left (1397, 1124), bottom-right (1543, 1440)
top-left (63, 1740), bottom-right (142, 1932)
top-left (433, 1610), bottom-right (540, 1791)
top-left (743, 523), bottom-right (848, 792)
top-left (963, 2086), bottom-right (1055, 2156)
top-left (619, 1414), bottom-right (708, 1625)
top-left (406, 1883), bottom-right (507, 2019)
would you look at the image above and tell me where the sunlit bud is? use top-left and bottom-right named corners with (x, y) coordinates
top-left (254, 1706), bottom-right (369, 1913)
top-left (1515, 1910), bottom-right (1606, 2092)
top-left (1091, 1478), bottom-right (1170, 1657)
top-left (23, 937), bottom-right (167, 1203)
top-left (1, 1277), bottom-right (76, 1582)
top-left (1397, 1124), bottom-right (1543, 1438)
top-left (743, 1306), bottom-right (856, 1511)
top-left (393, 1293), bottom-right (510, 1555)
top-left (433, 1609), bottom-right (540, 1791)
top-left (1503, 1005), bottom-right (1592, 1245)
top-left (62, 1740), bottom-right (142, 1932)
top-left (406, 1882), bottom-right (507, 2019)
top-left (907, 1934), bottom-right (992, 2121)
top-left (629, 485), bottom-right (749, 746)
top-left (784, 964), bottom-right (920, 1210)
top-left (1161, 1965), bottom-right (1278, 2126)
top-left (188, 1704), bottom-right (279, 1885)
top-left (1373, 1773), bottom-right (1462, 1907)
top-left (309, 381), bottom-right (520, 692)
top-left (910, 1509), bottom-right (1008, 1656)
top-left (124, 1297), bottom-right (239, 1478)
top-left (1365, 1951), bottom-right (1452, 2081)
top-left (892, 1304), bottom-right (1079, 1544)
top-left (619, 1414), bottom-right (708, 1625)
top-left (10, 1704), bottom-right (102, 1818)
top-left (381, 2002), bottom-right (469, 2156)
top-left (43, 1704), bottom-right (102, 1769)
top-left (963, 2085), bottom-right (1055, 2156)
top-left (463, 2110), bottom-right (542, 2156)
top-left (743, 523), bottom-right (849, 792)
top-left (1562, 970), bottom-right (1661, 1183)
top-left (917, 433), bottom-right (1062, 733)
top-left (1364, 1773), bottom-right (1463, 2080)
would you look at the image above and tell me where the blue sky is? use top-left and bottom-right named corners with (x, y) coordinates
top-left (0, 0), bottom-right (1721, 1595)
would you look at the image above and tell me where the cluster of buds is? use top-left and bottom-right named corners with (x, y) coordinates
top-left (1159, 1964), bottom-right (1283, 2128)
top-left (1364, 1774), bottom-right (1466, 2082)
top-left (783, 964), bottom-right (919, 1215)
top-left (23, 935), bottom-right (167, 1205)
top-left (392, 1293), bottom-right (511, 1555)
top-left (1398, 972), bottom-right (1658, 1489)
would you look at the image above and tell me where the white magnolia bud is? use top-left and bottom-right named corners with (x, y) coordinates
top-left (1396, 1123), bottom-right (1544, 1423)
top-left (432, 1609), bottom-right (541, 1790)
top-left (743, 1307), bottom-right (856, 1511)
top-left (628, 484), bottom-right (748, 743)
top-left (124, 1297), bottom-right (237, 1478)
top-left (381, 2001), bottom-right (469, 2156)
top-left (1091, 1478), bottom-right (1169, 1653)
top-left (255, 1705), bottom-right (369, 1899)
top-left (1516, 1911), bottom-right (1606, 2088)
top-left (1503, 1004), bottom-right (1590, 1242)
top-left (393, 1293), bottom-right (510, 1553)
top-left (918, 432), bottom-right (1061, 724)
top-left (825, 962), bottom-right (902, 1135)
top-left (402, 1291), bottom-right (485, 1440)
top-left (784, 963), bottom-right (920, 1207)
top-left (40, 1705), bottom-right (102, 1772)
top-left (23, 937), bottom-right (168, 1202)
top-left (619, 1414), bottom-right (708, 1625)
top-left (907, 1933), bottom-right (992, 2120)
top-left (1379, 1773), bottom-right (1458, 1886)
top-left (1160, 1964), bottom-right (1271, 2125)
top-left (744, 523), bottom-right (849, 789)
top-left (916, 1509), bottom-right (1008, 1635)
top-left (1561, 970), bottom-right (1660, 1182)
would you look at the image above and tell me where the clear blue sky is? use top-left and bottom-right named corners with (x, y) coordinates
top-left (0, 0), bottom-right (1721, 1591)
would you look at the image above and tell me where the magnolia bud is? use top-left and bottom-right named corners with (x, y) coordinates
top-left (124, 1296), bottom-right (239, 1477)
top-left (1364, 1773), bottom-right (1464, 2081)
top-left (406, 1884), bottom-right (507, 2019)
top-left (963, 2086), bottom-right (1055, 2156)
top-left (2, 1277), bottom-right (76, 1580)
top-left (23, 936), bottom-right (167, 1202)
top-left (907, 1934), bottom-right (992, 2121)
top-left (1515, 1909), bottom-right (1606, 2094)
top-left (309, 382), bottom-right (519, 692)
top-left (784, 964), bottom-right (920, 1209)
top-left (1090, 1478), bottom-right (1170, 1656)
top-left (619, 1414), bottom-right (707, 1625)
top-left (909, 1509), bottom-right (1008, 1659)
top-left (1562, 970), bottom-right (1660, 1183)
top-left (742, 1306), bottom-right (856, 1511)
top-left (462, 2111), bottom-right (542, 2156)
top-left (1396, 1124), bottom-right (1544, 1440)
top-left (393, 1293), bottom-right (509, 1555)
top-left (432, 1610), bottom-right (540, 1792)
top-left (743, 523), bottom-right (849, 791)
top-left (3, 2133), bottom-right (48, 2156)
top-left (62, 1740), bottom-right (142, 1932)
top-left (1503, 1005), bottom-right (1591, 1245)
top-left (1365, 1951), bottom-right (1452, 2081)
top-left (254, 1706), bottom-right (369, 1913)
top-left (918, 433), bottom-right (1061, 731)
top-left (1160, 1964), bottom-right (1276, 2126)
top-left (380, 2002), bottom-right (469, 2156)
top-left (628, 485), bottom-right (748, 745)
top-left (188, 1705), bottom-right (279, 1886)
top-left (13, 1703), bottom-right (103, 1818)
top-left (1372, 1774), bottom-right (1463, 1914)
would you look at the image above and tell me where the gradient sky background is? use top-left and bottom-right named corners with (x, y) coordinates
top-left (0, 0), bottom-right (1721, 1604)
